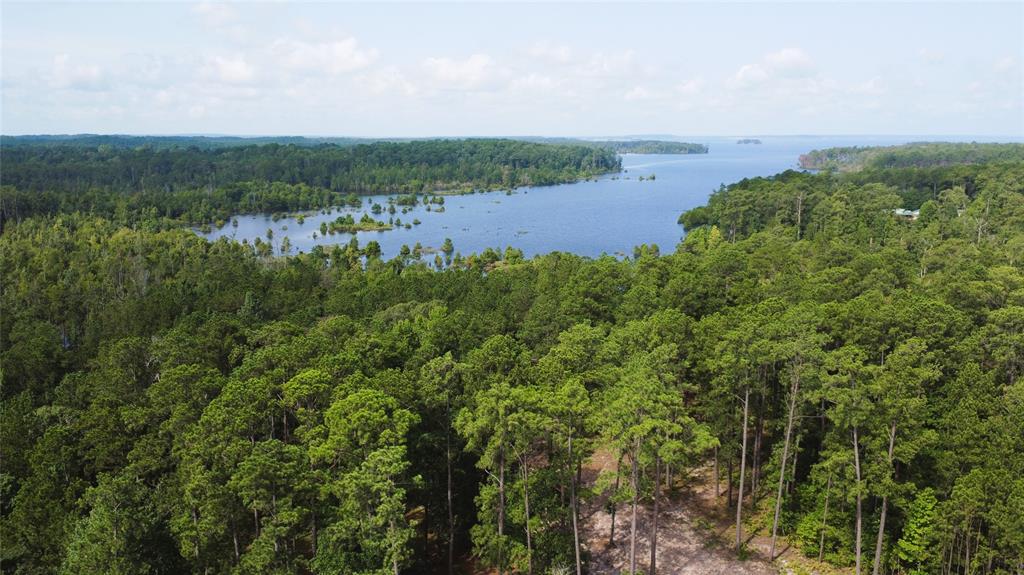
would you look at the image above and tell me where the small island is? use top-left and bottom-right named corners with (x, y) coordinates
top-left (320, 213), bottom-right (392, 234)
top-left (737, 138), bottom-right (762, 144)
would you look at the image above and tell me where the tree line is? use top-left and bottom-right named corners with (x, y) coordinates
top-left (798, 142), bottom-right (1024, 171)
top-left (1, 135), bottom-right (707, 155)
top-left (1, 143), bottom-right (1022, 574)
top-left (0, 135), bottom-right (379, 150)
top-left (522, 137), bottom-right (708, 155)
top-left (0, 138), bottom-right (620, 227)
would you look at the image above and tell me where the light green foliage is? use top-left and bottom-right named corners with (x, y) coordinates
top-left (313, 446), bottom-right (416, 575)
top-left (895, 488), bottom-right (939, 575)
top-left (59, 473), bottom-right (169, 575)
top-left (312, 390), bottom-right (419, 574)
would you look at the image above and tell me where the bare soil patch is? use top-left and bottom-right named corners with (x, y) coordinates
top-left (581, 450), bottom-right (777, 575)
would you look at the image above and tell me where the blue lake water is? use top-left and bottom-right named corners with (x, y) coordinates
top-left (198, 135), bottom-right (999, 259)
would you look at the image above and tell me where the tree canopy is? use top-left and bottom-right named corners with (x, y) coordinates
top-left (0, 138), bottom-right (620, 227)
top-left (2, 142), bottom-right (1022, 574)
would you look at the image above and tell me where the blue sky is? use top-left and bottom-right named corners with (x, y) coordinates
top-left (2, 1), bottom-right (1021, 137)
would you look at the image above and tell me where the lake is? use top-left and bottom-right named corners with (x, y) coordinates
top-left (197, 135), bottom-right (980, 259)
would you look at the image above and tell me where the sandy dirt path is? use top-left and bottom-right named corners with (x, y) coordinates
top-left (581, 449), bottom-right (778, 575)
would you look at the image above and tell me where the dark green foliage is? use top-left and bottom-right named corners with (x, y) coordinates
top-left (324, 213), bottom-right (391, 234)
top-left (0, 138), bottom-right (620, 226)
top-left (799, 142), bottom-right (1024, 171)
top-left (0, 134), bottom-right (380, 150)
top-left (521, 137), bottom-right (708, 154)
top-left (2, 142), bottom-right (1022, 574)
top-left (591, 140), bottom-right (708, 154)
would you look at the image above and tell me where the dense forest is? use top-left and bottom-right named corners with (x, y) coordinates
top-left (524, 137), bottom-right (708, 155)
top-left (0, 139), bottom-right (620, 227)
top-left (1, 143), bottom-right (1023, 575)
top-left (0, 135), bottom-right (380, 150)
top-left (600, 140), bottom-right (707, 154)
top-left (799, 142), bottom-right (1024, 171)
top-left (1, 135), bottom-right (707, 155)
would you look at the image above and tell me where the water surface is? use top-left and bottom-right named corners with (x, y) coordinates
top-left (199, 135), bottom-right (989, 259)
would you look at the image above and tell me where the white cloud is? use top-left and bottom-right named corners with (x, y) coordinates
top-left (673, 78), bottom-right (705, 111)
top-left (510, 73), bottom-right (557, 92)
top-left (764, 48), bottom-right (815, 77)
top-left (624, 85), bottom-right (657, 101)
top-left (120, 54), bottom-right (171, 88)
top-left (193, 2), bottom-right (237, 27)
top-left (853, 76), bottom-right (886, 96)
top-left (675, 78), bottom-right (704, 96)
top-left (4, 2), bottom-right (1020, 137)
top-left (50, 54), bottom-right (105, 90)
top-left (360, 66), bottom-right (418, 97)
top-left (423, 54), bottom-right (495, 90)
top-left (270, 38), bottom-right (377, 75)
top-left (582, 50), bottom-right (637, 79)
top-left (994, 56), bottom-right (1018, 73)
top-left (203, 55), bottom-right (256, 84)
top-left (624, 84), bottom-right (677, 102)
top-left (731, 63), bottom-right (770, 89)
top-left (528, 41), bottom-right (572, 65)
top-left (730, 48), bottom-right (816, 90)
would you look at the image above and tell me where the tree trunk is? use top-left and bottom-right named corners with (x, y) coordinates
top-left (951, 531), bottom-right (958, 575)
top-left (872, 496), bottom-right (889, 575)
top-left (522, 461), bottom-right (533, 575)
top-left (311, 509), bottom-right (318, 556)
top-left (986, 531), bottom-right (995, 574)
top-left (630, 440), bottom-right (640, 575)
top-left (790, 433), bottom-right (800, 494)
top-left (727, 456), bottom-right (734, 509)
top-left (498, 443), bottom-right (505, 575)
top-left (735, 388), bottom-right (750, 552)
top-left (569, 433), bottom-right (582, 575)
top-left (964, 520), bottom-right (972, 575)
top-left (753, 400), bottom-right (764, 496)
top-left (192, 508), bottom-right (200, 560)
top-left (391, 518), bottom-right (400, 575)
top-left (714, 445), bottom-right (720, 497)
top-left (610, 450), bottom-right (624, 548)
top-left (446, 395), bottom-right (455, 575)
top-left (945, 529), bottom-right (956, 575)
top-left (853, 426), bottom-right (863, 575)
top-left (872, 421), bottom-right (897, 575)
top-left (650, 456), bottom-right (660, 575)
top-left (819, 471), bottom-right (832, 561)
top-left (423, 501), bottom-right (430, 556)
top-left (770, 375), bottom-right (800, 559)
top-left (796, 192), bottom-right (804, 240)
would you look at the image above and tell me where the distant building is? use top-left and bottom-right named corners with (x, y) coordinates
top-left (893, 208), bottom-right (920, 220)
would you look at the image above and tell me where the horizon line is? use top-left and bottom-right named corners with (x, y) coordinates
top-left (4, 132), bottom-right (1023, 140)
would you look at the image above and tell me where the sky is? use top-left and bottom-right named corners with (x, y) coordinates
top-left (2, 1), bottom-right (1022, 137)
